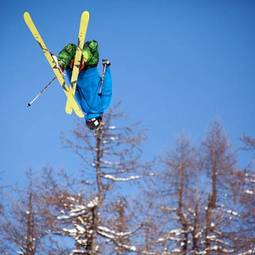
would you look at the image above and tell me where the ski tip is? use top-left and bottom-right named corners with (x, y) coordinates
top-left (82, 11), bottom-right (90, 19)
top-left (27, 103), bottom-right (31, 107)
top-left (23, 11), bottom-right (29, 18)
top-left (23, 11), bottom-right (31, 21)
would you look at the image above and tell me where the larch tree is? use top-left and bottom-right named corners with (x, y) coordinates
top-left (200, 122), bottom-right (238, 254)
top-left (136, 135), bottom-right (200, 254)
top-left (48, 105), bottom-right (146, 254)
top-left (232, 134), bottom-right (255, 254)
top-left (0, 170), bottom-right (63, 255)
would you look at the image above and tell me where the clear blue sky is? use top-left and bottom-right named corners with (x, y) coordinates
top-left (1, 0), bottom-right (255, 185)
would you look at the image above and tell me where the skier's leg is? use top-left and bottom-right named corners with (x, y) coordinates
top-left (75, 86), bottom-right (86, 113)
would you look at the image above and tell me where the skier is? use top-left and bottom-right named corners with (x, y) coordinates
top-left (57, 40), bottom-right (112, 130)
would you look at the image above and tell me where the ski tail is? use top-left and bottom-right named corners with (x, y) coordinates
top-left (23, 11), bottom-right (84, 118)
top-left (23, 12), bottom-right (68, 92)
top-left (71, 11), bottom-right (89, 94)
top-left (65, 11), bottom-right (89, 114)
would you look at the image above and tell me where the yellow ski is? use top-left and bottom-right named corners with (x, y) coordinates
top-left (65, 11), bottom-right (89, 114)
top-left (23, 11), bottom-right (84, 118)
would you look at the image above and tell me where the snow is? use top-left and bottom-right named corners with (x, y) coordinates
top-left (172, 248), bottom-right (181, 252)
top-left (98, 226), bottom-right (114, 233)
top-left (222, 248), bottom-right (234, 253)
top-left (195, 231), bottom-right (202, 238)
top-left (75, 224), bottom-right (86, 233)
top-left (98, 225), bottom-right (132, 237)
top-left (103, 174), bottom-right (140, 182)
top-left (97, 225), bottom-right (138, 252)
top-left (245, 189), bottom-right (254, 195)
top-left (63, 228), bottom-right (77, 235)
top-left (157, 229), bottom-right (183, 243)
top-left (180, 242), bottom-right (186, 247)
top-left (57, 197), bottom-right (99, 220)
top-left (67, 196), bottom-right (76, 201)
top-left (118, 244), bottom-right (137, 252)
top-left (109, 136), bottom-right (118, 141)
top-left (188, 207), bottom-right (196, 216)
top-left (226, 209), bottom-right (240, 217)
top-left (195, 251), bottom-right (207, 255)
top-left (207, 245), bottom-right (218, 251)
top-left (87, 196), bottom-right (99, 208)
top-left (239, 249), bottom-right (255, 255)
top-left (98, 227), bottom-right (115, 240)
top-left (100, 160), bottom-right (121, 166)
top-left (219, 204), bottom-right (240, 217)
top-left (207, 235), bottom-right (216, 240)
top-left (71, 250), bottom-right (87, 254)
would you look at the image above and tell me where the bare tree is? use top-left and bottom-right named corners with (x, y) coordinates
top-left (136, 135), bottom-right (200, 254)
top-left (0, 175), bottom-right (8, 255)
top-left (160, 136), bottom-right (198, 254)
top-left (230, 134), bottom-right (255, 254)
top-left (139, 123), bottom-right (245, 255)
top-left (241, 135), bottom-right (255, 151)
top-left (0, 170), bottom-right (64, 255)
top-left (2, 108), bottom-right (254, 255)
top-left (201, 122), bottom-right (237, 254)
top-left (52, 105), bottom-right (146, 254)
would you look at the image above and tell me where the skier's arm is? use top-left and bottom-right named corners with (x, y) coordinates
top-left (100, 67), bottom-right (112, 111)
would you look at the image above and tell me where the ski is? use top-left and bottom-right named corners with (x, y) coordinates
top-left (65, 11), bottom-right (89, 114)
top-left (23, 11), bottom-right (84, 118)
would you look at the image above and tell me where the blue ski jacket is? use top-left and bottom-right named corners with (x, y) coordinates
top-left (66, 67), bottom-right (112, 120)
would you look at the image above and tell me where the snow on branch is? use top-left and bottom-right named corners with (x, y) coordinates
top-left (157, 228), bottom-right (184, 243)
top-left (98, 225), bottom-right (133, 237)
top-left (57, 196), bottom-right (99, 220)
top-left (99, 159), bottom-right (121, 166)
top-left (245, 172), bottom-right (255, 183)
top-left (218, 204), bottom-right (240, 217)
top-left (103, 174), bottom-right (141, 182)
top-left (204, 245), bottom-right (234, 253)
top-left (97, 227), bottom-right (137, 252)
top-left (87, 196), bottom-right (99, 208)
top-left (245, 189), bottom-right (254, 195)
top-left (97, 225), bottom-right (144, 253)
top-left (195, 240), bottom-right (235, 254)
top-left (115, 243), bottom-right (137, 252)
top-left (225, 209), bottom-right (240, 217)
top-left (70, 250), bottom-right (87, 254)
top-left (238, 248), bottom-right (255, 255)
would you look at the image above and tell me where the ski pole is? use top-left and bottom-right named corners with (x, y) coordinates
top-left (98, 63), bottom-right (107, 96)
top-left (27, 76), bottom-right (56, 107)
